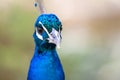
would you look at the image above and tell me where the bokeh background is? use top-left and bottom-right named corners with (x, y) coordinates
top-left (0, 0), bottom-right (120, 80)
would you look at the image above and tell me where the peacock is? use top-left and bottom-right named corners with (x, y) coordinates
top-left (27, 0), bottom-right (65, 80)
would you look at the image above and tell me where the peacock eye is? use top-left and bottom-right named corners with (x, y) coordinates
top-left (60, 27), bottom-right (62, 31)
top-left (37, 27), bottom-right (44, 34)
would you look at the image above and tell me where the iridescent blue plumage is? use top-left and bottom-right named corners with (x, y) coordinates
top-left (27, 14), bottom-right (65, 80)
top-left (35, 14), bottom-right (62, 32)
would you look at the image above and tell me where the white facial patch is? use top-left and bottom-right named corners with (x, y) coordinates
top-left (35, 21), bottom-right (61, 48)
top-left (48, 28), bottom-right (61, 48)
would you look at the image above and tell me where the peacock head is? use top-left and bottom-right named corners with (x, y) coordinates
top-left (33, 14), bottom-right (62, 51)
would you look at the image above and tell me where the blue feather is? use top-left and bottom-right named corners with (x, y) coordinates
top-left (27, 14), bottom-right (65, 80)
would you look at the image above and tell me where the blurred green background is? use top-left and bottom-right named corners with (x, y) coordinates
top-left (0, 0), bottom-right (120, 80)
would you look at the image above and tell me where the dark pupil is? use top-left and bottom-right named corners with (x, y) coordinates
top-left (60, 27), bottom-right (62, 31)
top-left (37, 27), bottom-right (43, 34)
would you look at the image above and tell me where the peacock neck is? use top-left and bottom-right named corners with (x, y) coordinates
top-left (28, 44), bottom-right (65, 80)
top-left (33, 46), bottom-right (57, 57)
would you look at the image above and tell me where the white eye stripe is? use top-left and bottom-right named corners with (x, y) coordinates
top-left (35, 21), bottom-right (52, 40)
top-left (38, 21), bottom-right (53, 39)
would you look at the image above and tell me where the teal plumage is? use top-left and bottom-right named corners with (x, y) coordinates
top-left (27, 14), bottom-right (65, 80)
top-left (35, 14), bottom-right (62, 32)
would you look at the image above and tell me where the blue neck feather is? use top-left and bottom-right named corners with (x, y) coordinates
top-left (27, 46), bottom-right (65, 80)
top-left (27, 14), bottom-right (65, 80)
